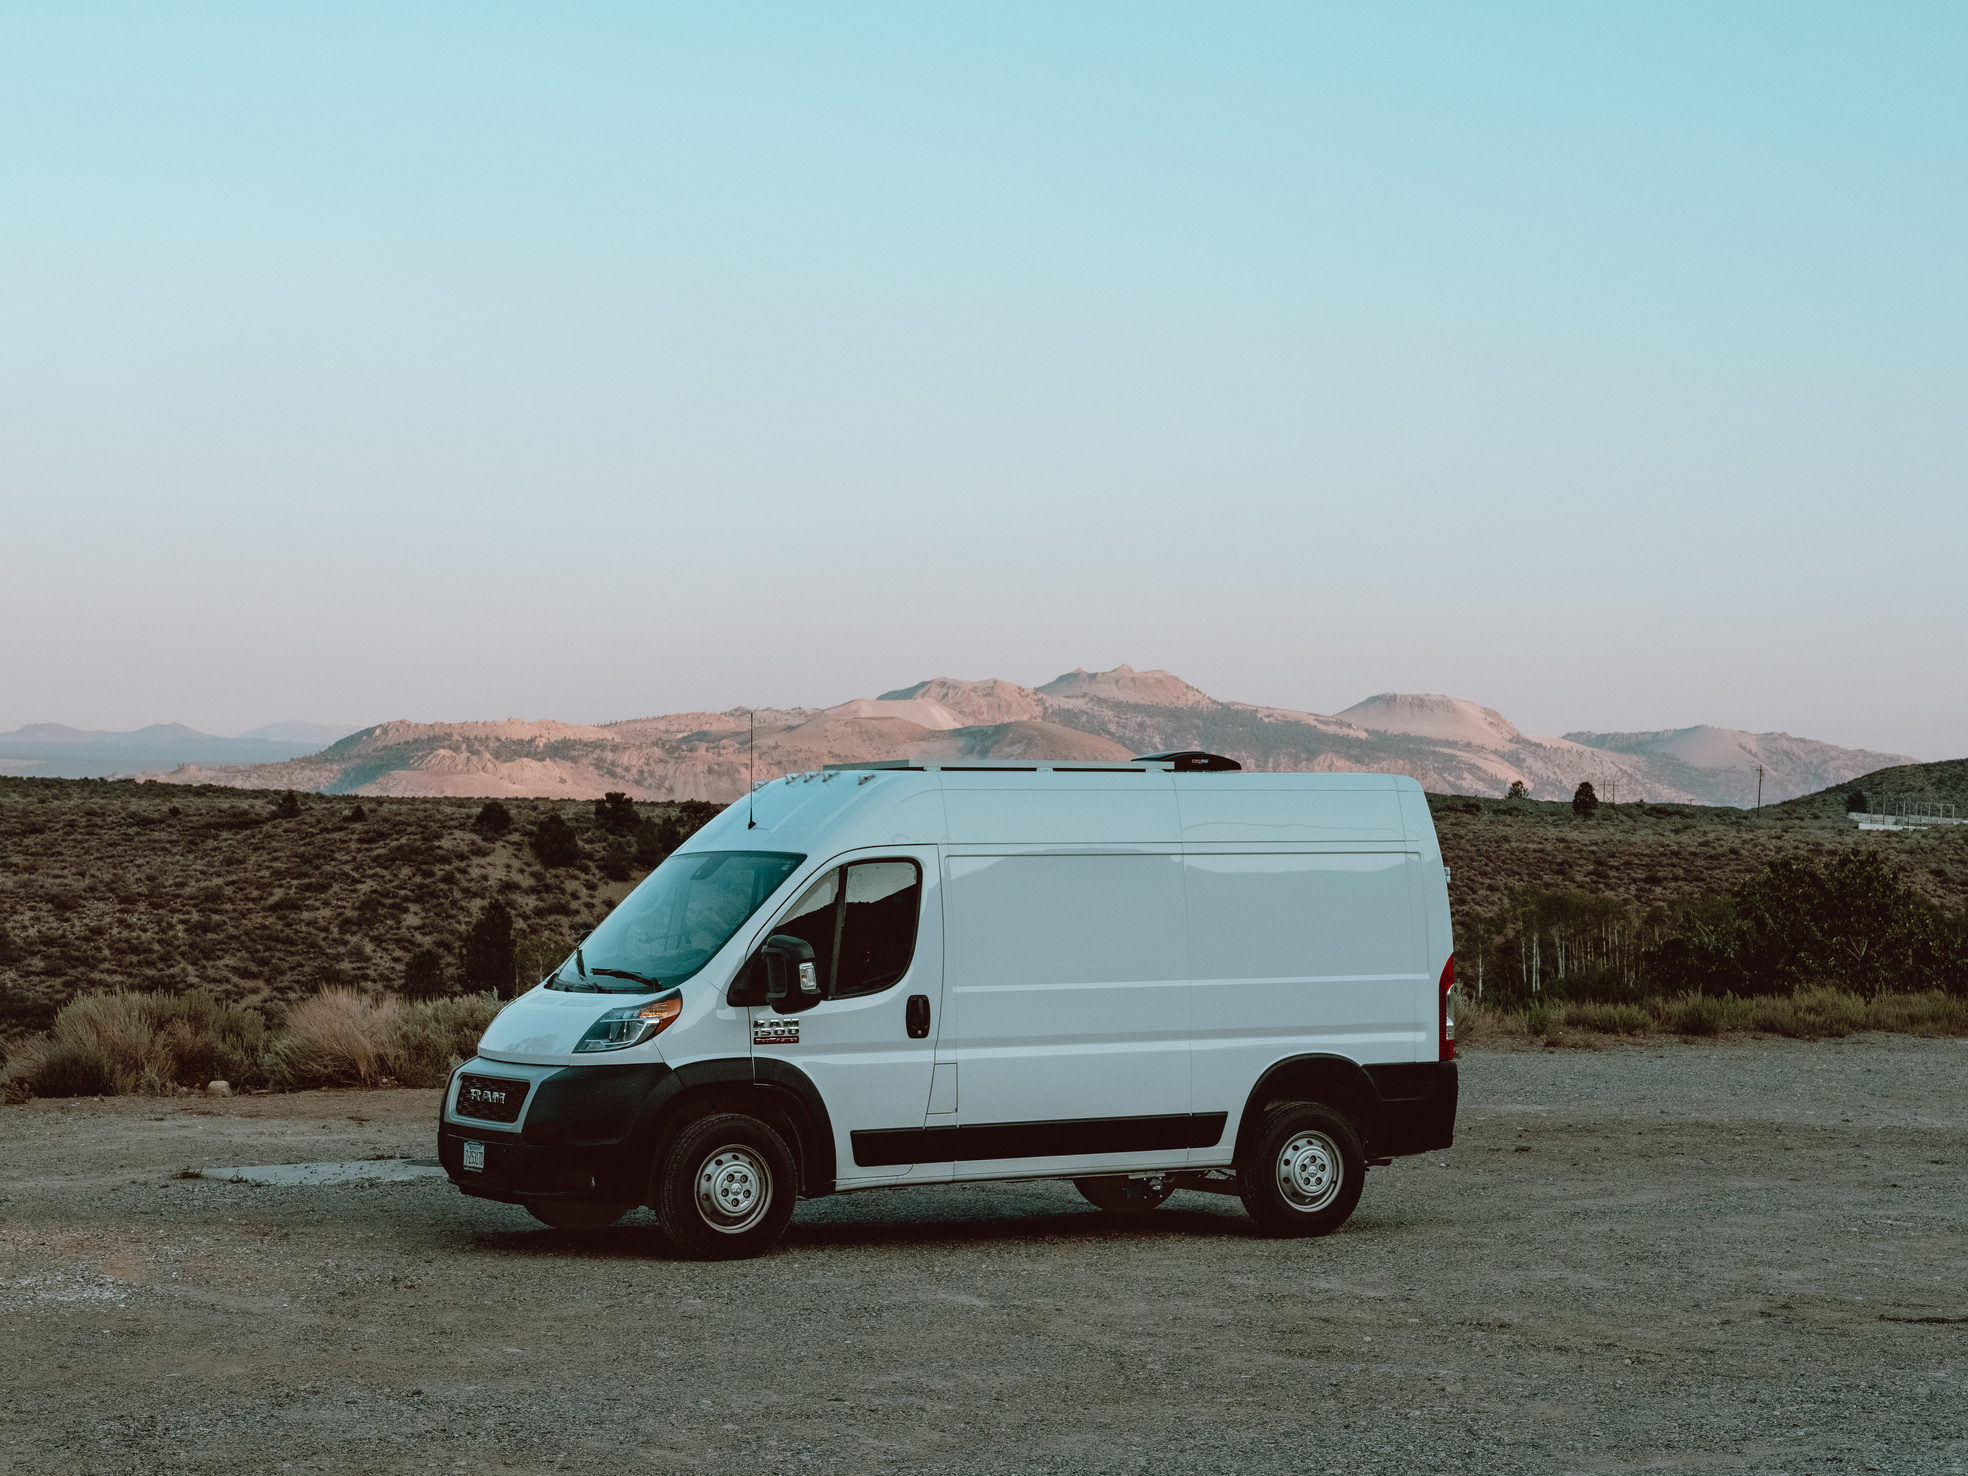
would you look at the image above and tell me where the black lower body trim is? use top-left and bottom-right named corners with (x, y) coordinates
top-left (852, 1111), bottom-right (1227, 1168)
top-left (1362, 1061), bottom-right (1458, 1156)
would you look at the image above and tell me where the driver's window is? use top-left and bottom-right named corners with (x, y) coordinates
top-left (758, 858), bottom-right (922, 1001)
top-left (770, 870), bottom-right (840, 995)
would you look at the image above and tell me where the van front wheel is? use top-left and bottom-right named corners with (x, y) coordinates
top-left (1238, 1102), bottom-right (1365, 1238)
top-left (652, 1112), bottom-right (798, 1261)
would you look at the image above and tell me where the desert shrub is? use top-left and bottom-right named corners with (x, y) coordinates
top-left (472, 801), bottom-right (511, 836)
top-left (601, 837), bottom-right (633, 882)
top-left (1859, 988), bottom-right (1968, 1036)
top-left (1658, 992), bottom-right (1731, 1036)
top-left (531, 814), bottom-right (581, 868)
top-left (1506, 780), bottom-right (1529, 800)
top-left (1523, 999), bottom-right (1557, 1038)
top-left (270, 791), bottom-right (302, 820)
top-left (394, 993), bottom-right (505, 1086)
top-left (459, 899), bottom-right (516, 996)
top-left (401, 945), bottom-right (451, 1000)
top-left (271, 988), bottom-right (403, 1088)
top-left (1, 989), bottom-right (268, 1097)
top-left (1564, 1001), bottom-right (1651, 1034)
top-left (593, 792), bottom-right (638, 834)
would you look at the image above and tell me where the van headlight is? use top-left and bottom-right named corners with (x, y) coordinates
top-left (574, 994), bottom-right (682, 1052)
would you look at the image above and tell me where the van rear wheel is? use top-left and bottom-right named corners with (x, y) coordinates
top-left (652, 1112), bottom-right (798, 1261)
top-left (1074, 1177), bottom-right (1175, 1215)
top-left (1237, 1102), bottom-right (1365, 1238)
top-left (523, 1199), bottom-right (630, 1232)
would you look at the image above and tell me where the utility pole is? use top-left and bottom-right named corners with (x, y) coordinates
top-left (1756, 764), bottom-right (1764, 814)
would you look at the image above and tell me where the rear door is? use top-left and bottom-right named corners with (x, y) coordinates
top-left (744, 846), bottom-right (951, 1188)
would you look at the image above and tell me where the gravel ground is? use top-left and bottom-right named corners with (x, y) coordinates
top-left (2, 1037), bottom-right (1964, 1475)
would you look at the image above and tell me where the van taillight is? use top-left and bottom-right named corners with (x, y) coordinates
top-left (1439, 955), bottom-right (1455, 1062)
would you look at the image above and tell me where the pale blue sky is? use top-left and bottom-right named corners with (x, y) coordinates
top-left (3, 4), bottom-right (1963, 757)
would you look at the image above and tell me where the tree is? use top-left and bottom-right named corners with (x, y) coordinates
top-left (1572, 782), bottom-right (1599, 818)
top-left (1845, 790), bottom-right (1868, 814)
top-left (345, 804), bottom-right (367, 823)
top-left (473, 801), bottom-right (513, 836)
top-left (1731, 849), bottom-right (1940, 998)
top-left (531, 813), bottom-right (581, 868)
top-left (1506, 780), bottom-right (1530, 801)
top-left (271, 791), bottom-right (302, 820)
top-left (594, 792), bottom-right (639, 834)
top-left (402, 945), bottom-right (450, 1000)
top-left (460, 898), bottom-right (517, 996)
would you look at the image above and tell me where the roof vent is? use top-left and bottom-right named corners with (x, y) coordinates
top-left (1133, 750), bottom-right (1242, 772)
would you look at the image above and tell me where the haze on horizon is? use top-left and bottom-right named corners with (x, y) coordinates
top-left (3, 4), bottom-right (1963, 760)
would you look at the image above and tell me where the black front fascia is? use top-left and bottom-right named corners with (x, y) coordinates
top-left (439, 1056), bottom-right (838, 1204)
top-left (852, 1112), bottom-right (1227, 1169)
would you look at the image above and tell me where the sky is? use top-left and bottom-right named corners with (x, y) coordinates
top-left (2, 3), bottom-right (1963, 758)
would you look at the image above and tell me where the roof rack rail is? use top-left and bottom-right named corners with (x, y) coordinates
top-left (1132, 750), bottom-right (1242, 772)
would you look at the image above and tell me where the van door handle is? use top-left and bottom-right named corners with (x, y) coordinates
top-left (905, 995), bottom-right (930, 1039)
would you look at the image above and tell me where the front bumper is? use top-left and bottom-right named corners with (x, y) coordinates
top-left (439, 1059), bottom-right (677, 1206)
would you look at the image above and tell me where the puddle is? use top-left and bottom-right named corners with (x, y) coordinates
top-left (194, 1159), bottom-right (447, 1187)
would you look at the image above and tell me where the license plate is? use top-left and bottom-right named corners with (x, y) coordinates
top-left (461, 1140), bottom-right (485, 1172)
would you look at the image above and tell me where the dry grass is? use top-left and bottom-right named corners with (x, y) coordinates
top-left (1461, 987), bottom-right (1968, 1046)
top-left (1, 986), bottom-right (505, 1099)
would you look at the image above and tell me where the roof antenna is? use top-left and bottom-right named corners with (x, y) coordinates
top-left (747, 707), bottom-right (757, 828)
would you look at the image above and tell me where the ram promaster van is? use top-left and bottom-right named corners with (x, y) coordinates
top-left (439, 755), bottom-right (1458, 1259)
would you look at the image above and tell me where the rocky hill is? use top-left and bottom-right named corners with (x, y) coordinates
top-left (143, 665), bottom-right (1923, 807)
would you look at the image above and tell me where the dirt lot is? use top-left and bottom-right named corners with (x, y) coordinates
top-left (3, 1039), bottom-right (1963, 1476)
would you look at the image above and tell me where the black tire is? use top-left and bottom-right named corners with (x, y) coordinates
top-left (652, 1112), bottom-right (798, 1261)
top-left (1237, 1101), bottom-right (1365, 1238)
top-left (523, 1199), bottom-right (630, 1232)
top-left (1074, 1177), bottom-right (1175, 1215)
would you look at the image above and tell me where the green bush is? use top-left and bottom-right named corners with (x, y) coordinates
top-left (531, 813), bottom-right (581, 868)
top-left (594, 792), bottom-right (639, 834)
top-left (472, 801), bottom-right (511, 836)
top-left (1660, 992), bottom-right (1728, 1036)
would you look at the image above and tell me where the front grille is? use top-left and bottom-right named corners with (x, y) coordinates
top-left (455, 1073), bottom-right (528, 1124)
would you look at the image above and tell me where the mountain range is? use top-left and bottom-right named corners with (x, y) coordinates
top-left (121, 666), bottom-right (1917, 808)
top-left (0, 721), bottom-right (361, 780)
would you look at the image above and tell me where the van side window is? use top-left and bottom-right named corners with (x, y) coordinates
top-left (756, 859), bottom-right (922, 1001)
top-left (834, 861), bottom-right (922, 998)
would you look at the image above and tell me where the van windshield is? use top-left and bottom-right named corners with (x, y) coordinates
top-left (547, 850), bottom-right (805, 993)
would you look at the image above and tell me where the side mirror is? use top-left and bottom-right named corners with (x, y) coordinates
top-left (761, 934), bottom-right (821, 1014)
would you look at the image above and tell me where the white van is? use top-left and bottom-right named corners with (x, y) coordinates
top-left (439, 755), bottom-right (1458, 1259)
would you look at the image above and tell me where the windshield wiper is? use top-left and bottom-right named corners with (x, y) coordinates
top-left (591, 967), bottom-right (662, 989)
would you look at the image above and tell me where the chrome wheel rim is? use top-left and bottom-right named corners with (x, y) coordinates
top-left (1275, 1130), bottom-right (1343, 1213)
top-left (694, 1144), bottom-right (771, 1235)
